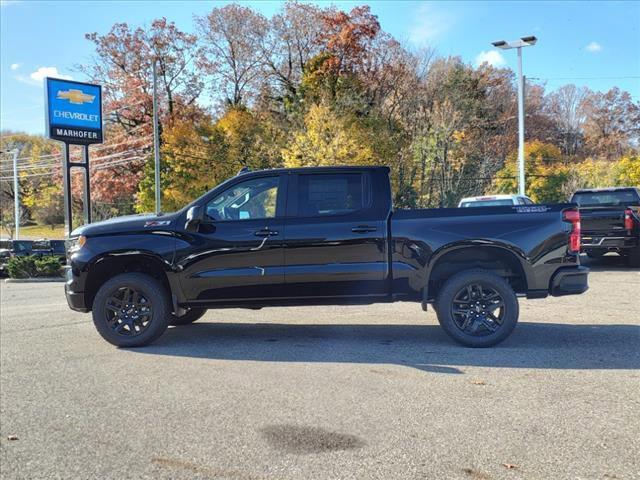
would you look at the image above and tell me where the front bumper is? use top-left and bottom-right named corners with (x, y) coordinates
top-left (550, 266), bottom-right (589, 297)
top-left (65, 266), bottom-right (89, 312)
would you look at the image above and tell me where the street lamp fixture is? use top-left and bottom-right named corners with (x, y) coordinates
top-left (491, 36), bottom-right (537, 196)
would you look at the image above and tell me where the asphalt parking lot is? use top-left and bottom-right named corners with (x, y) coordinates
top-left (1, 255), bottom-right (638, 480)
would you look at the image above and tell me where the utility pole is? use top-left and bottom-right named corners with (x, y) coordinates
top-left (492, 36), bottom-right (537, 196)
top-left (152, 59), bottom-right (161, 214)
top-left (12, 149), bottom-right (20, 239)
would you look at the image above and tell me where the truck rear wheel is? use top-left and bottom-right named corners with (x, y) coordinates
top-left (628, 247), bottom-right (640, 268)
top-left (435, 270), bottom-right (519, 347)
top-left (169, 308), bottom-right (207, 326)
top-left (92, 273), bottom-right (171, 347)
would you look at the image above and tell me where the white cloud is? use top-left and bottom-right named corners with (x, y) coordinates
top-left (16, 66), bottom-right (72, 86)
top-left (10, 63), bottom-right (21, 70)
top-left (475, 50), bottom-right (506, 67)
top-left (408, 2), bottom-right (454, 45)
top-left (585, 41), bottom-right (602, 53)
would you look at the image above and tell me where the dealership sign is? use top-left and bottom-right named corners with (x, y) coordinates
top-left (45, 77), bottom-right (103, 145)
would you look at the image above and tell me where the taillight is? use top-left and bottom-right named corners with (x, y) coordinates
top-left (624, 209), bottom-right (634, 231)
top-left (563, 209), bottom-right (581, 253)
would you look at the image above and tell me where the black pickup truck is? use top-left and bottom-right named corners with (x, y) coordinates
top-left (65, 166), bottom-right (588, 348)
top-left (570, 187), bottom-right (640, 267)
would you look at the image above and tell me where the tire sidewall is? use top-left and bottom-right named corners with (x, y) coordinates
top-left (435, 270), bottom-right (519, 347)
top-left (92, 273), bottom-right (170, 347)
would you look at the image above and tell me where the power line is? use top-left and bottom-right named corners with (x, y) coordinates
top-left (0, 147), bottom-right (151, 176)
top-left (0, 136), bottom-right (152, 172)
top-left (0, 154), bottom-right (146, 180)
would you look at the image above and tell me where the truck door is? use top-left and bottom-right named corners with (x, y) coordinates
top-left (176, 174), bottom-right (287, 302)
top-left (283, 169), bottom-right (389, 299)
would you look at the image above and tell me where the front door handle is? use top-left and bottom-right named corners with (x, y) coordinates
top-left (351, 225), bottom-right (377, 234)
top-left (255, 228), bottom-right (279, 237)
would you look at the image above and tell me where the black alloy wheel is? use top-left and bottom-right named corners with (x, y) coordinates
top-left (104, 286), bottom-right (153, 336)
top-left (92, 273), bottom-right (170, 347)
top-left (451, 283), bottom-right (505, 337)
top-left (435, 270), bottom-right (519, 347)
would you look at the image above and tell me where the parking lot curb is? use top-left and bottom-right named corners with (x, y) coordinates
top-left (4, 277), bottom-right (65, 283)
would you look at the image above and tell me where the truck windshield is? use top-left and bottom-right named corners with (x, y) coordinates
top-left (460, 199), bottom-right (513, 207)
top-left (571, 190), bottom-right (640, 207)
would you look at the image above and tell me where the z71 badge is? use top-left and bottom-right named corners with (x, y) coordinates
top-left (144, 220), bottom-right (171, 227)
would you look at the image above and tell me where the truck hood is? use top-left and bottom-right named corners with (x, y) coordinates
top-left (71, 212), bottom-right (181, 237)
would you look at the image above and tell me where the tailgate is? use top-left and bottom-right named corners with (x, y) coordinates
top-left (579, 207), bottom-right (627, 234)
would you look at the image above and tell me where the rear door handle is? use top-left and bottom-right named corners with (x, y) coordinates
top-left (351, 225), bottom-right (377, 234)
top-left (255, 228), bottom-right (279, 237)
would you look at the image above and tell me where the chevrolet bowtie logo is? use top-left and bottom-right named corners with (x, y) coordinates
top-left (57, 89), bottom-right (95, 105)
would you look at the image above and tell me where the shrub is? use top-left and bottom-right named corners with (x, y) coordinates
top-left (6, 256), bottom-right (63, 279)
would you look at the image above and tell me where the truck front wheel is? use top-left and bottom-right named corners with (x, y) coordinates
top-left (435, 270), bottom-right (519, 347)
top-left (92, 273), bottom-right (171, 347)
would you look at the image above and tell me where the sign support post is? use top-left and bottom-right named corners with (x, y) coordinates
top-left (81, 145), bottom-right (91, 225)
top-left (45, 77), bottom-right (102, 237)
top-left (61, 143), bottom-right (73, 236)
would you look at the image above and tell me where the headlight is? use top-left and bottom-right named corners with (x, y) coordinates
top-left (68, 235), bottom-right (87, 252)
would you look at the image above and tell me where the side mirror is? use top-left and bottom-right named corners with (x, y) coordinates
top-left (185, 205), bottom-right (204, 232)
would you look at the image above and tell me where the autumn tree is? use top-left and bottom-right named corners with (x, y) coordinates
top-left (581, 87), bottom-right (640, 160)
top-left (282, 103), bottom-right (376, 167)
top-left (546, 84), bottom-right (588, 156)
top-left (83, 18), bottom-right (202, 130)
top-left (260, 1), bottom-right (324, 98)
top-left (196, 4), bottom-right (268, 107)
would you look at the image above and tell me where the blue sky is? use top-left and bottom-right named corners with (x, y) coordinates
top-left (1, 0), bottom-right (639, 135)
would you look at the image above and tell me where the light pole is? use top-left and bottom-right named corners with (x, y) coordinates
top-left (11, 149), bottom-right (19, 239)
top-left (492, 36), bottom-right (537, 196)
top-left (1, 148), bottom-right (21, 238)
top-left (152, 58), bottom-right (161, 214)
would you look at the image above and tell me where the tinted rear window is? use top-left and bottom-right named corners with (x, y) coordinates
top-left (297, 173), bottom-right (370, 216)
top-left (460, 199), bottom-right (514, 207)
top-left (571, 190), bottom-right (640, 207)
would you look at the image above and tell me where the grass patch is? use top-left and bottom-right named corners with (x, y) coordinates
top-left (2, 224), bottom-right (65, 239)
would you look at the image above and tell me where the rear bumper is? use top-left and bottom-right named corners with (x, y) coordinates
top-left (581, 235), bottom-right (638, 250)
top-left (550, 266), bottom-right (589, 297)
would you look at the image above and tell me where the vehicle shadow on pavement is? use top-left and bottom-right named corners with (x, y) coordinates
top-left (580, 254), bottom-right (638, 272)
top-left (134, 322), bottom-right (640, 373)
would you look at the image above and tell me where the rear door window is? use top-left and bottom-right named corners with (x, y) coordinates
top-left (296, 173), bottom-right (371, 217)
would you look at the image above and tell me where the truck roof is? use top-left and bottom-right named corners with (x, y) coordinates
top-left (573, 187), bottom-right (639, 193)
top-left (238, 165), bottom-right (390, 176)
